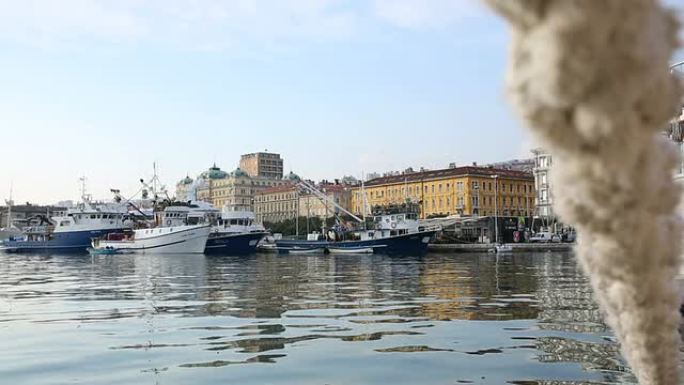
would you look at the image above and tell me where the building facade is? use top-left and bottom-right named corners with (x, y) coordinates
top-left (531, 148), bottom-right (554, 218)
top-left (254, 184), bottom-right (299, 223)
top-left (240, 152), bottom-right (284, 179)
top-left (351, 166), bottom-right (535, 219)
top-left (177, 164), bottom-right (292, 210)
top-left (298, 184), bottom-right (353, 220)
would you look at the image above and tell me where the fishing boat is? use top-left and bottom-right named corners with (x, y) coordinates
top-left (204, 203), bottom-right (268, 255)
top-left (1, 199), bottom-right (129, 253)
top-left (90, 205), bottom-right (211, 254)
top-left (275, 197), bottom-right (439, 255)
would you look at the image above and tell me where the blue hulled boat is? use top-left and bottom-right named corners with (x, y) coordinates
top-left (204, 204), bottom-right (268, 255)
top-left (1, 200), bottom-right (129, 253)
top-left (275, 203), bottom-right (439, 255)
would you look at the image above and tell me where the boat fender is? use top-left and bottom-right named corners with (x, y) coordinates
top-left (166, 220), bottom-right (172, 226)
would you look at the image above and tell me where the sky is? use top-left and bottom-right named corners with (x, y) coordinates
top-left (1, 0), bottom-right (683, 204)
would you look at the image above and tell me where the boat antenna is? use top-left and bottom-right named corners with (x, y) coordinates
top-left (5, 182), bottom-right (13, 229)
top-left (79, 176), bottom-right (91, 203)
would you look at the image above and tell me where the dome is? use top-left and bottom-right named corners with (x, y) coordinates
top-left (283, 171), bottom-right (300, 182)
top-left (201, 163), bottom-right (228, 180)
top-left (180, 175), bottom-right (193, 185)
top-left (230, 167), bottom-right (249, 178)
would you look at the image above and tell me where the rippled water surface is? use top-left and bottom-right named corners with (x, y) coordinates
top-left (0, 252), bottom-right (635, 384)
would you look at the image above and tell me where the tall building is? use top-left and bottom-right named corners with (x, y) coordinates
top-left (351, 166), bottom-right (535, 219)
top-left (531, 148), bottom-right (553, 218)
top-left (240, 152), bottom-right (284, 179)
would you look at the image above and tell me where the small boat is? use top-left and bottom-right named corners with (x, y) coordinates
top-left (327, 245), bottom-right (375, 254)
top-left (494, 244), bottom-right (513, 253)
top-left (287, 246), bottom-right (326, 255)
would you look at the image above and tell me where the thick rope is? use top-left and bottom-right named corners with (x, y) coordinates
top-left (485, 1), bottom-right (682, 384)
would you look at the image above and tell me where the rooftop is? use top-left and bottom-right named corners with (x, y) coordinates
top-left (363, 166), bottom-right (534, 187)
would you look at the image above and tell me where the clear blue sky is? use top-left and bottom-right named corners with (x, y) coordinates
top-left (1, 1), bottom-right (682, 204)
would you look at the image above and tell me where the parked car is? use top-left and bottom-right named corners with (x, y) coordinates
top-left (529, 232), bottom-right (561, 243)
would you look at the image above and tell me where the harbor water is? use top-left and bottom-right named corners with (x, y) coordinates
top-left (0, 252), bottom-right (641, 384)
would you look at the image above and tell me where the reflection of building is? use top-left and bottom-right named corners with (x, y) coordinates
top-left (240, 152), bottom-right (284, 179)
top-left (531, 148), bottom-right (554, 218)
top-left (351, 166), bottom-right (535, 219)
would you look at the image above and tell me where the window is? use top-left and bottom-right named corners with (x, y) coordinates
top-left (472, 181), bottom-right (479, 189)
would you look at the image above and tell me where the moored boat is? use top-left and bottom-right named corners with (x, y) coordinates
top-left (204, 204), bottom-right (268, 255)
top-left (90, 205), bottom-right (211, 254)
top-left (1, 199), bottom-right (129, 253)
top-left (275, 203), bottom-right (439, 255)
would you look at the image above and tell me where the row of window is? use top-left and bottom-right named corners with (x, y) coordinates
top-left (361, 181), bottom-right (534, 200)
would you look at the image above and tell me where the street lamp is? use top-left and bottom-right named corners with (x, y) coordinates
top-left (491, 174), bottom-right (499, 245)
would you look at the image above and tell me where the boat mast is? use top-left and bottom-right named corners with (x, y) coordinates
top-left (5, 183), bottom-right (13, 229)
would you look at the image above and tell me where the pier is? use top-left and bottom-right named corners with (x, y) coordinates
top-left (428, 242), bottom-right (573, 253)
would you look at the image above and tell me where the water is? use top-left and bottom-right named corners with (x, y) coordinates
top-left (0, 252), bottom-right (636, 385)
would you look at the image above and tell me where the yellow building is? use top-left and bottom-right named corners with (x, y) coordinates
top-left (351, 166), bottom-right (535, 219)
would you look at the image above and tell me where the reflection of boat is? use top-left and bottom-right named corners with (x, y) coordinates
top-left (87, 246), bottom-right (131, 255)
top-left (92, 205), bottom-right (211, 254)
top-left (1, 198), bottom-right (129, 253)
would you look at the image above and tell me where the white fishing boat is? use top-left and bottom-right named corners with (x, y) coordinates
top-left (91, 205), bottom-right (211, 254)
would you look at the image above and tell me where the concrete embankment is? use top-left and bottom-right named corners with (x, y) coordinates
top-left (428, 243), bottom-right (574, 253)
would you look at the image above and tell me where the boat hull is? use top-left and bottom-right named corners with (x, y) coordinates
top-left (1, 228), bottom-right (127, 253)
top-left (275, 230), bottom-right (437, 255)
top-left (204, 231), bottom-right (268, 255)
top-left (94, 225), bottom-right (211, 254)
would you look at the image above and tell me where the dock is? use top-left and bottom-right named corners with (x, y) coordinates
top-left (428, 242), bottom-right (574, 253)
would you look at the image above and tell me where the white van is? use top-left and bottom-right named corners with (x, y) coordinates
top-left (529, 232), bottom-right (561, 243)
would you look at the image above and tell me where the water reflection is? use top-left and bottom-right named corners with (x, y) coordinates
top-left (0, 252), bottom-right (640, 385)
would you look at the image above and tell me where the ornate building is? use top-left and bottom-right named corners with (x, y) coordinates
top-left (176, 163), bottom-right (291, 210)
top-left (351, 166), bottom-right (535, 219)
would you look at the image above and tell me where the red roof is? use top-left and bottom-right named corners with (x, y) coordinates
top-left (363, 166), bottom-right (533, 187)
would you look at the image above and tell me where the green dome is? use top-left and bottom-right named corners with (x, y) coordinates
top-left (231, 167), bottom-right (249, 178)
top-left (284, 171), bottom-right (300, 182)
top-left (180, 175), bottom-right (193, 185)
top-left (201, 163), bottom-right (228, 180)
